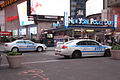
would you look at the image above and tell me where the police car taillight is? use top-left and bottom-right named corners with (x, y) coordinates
top-left (62, 45), bottom-right (67, 49)
top-left (5, 44), bottom-right (8, 47)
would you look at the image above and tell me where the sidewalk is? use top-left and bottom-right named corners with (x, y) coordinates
top-left (0, 44), bottom-right (4, 52)
top-left (46, 47), bottom-right (55, 51)
top-left (0, 44), bottom-right (55, 52)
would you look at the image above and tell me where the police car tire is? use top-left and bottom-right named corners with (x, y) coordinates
top-left (72, 50), bottom-right (82, 58)
top-left (37, 46), bottom-right (43, 52)
top-left (104, 49), bottom-right (111, 57)
top-left (11, 47), bottom-right (19, 52)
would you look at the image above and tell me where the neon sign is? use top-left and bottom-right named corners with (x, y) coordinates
top-left (0, 31), bottom-right (12, 36)
top-left (113, 15), bottom-right (117, 30)
top-left (53, 18), bottom-right (113, 28)
top-left (0, 0), bottom-right (18, 10)
top-left (68, 18), bottom-right (113, 26)
top-left (6, 15), bottom-right (18, 22)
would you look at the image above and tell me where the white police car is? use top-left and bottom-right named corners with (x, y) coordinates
top-left (55, 39), bottom-right (111, 58)
top-left (4, 40), bottom-right (47, 52)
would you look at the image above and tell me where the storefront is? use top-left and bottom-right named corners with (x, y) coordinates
top-left (3, 0), bottom-right (53, 42)
top-left (47, 17), bottom-right (114, 45)
top-left (0, 31), bottom-right (12, 42)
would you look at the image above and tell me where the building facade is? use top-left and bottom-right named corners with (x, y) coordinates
top-left (71, 0), bottom-right (87, 18)
top-left (0, 0), bottom-right (53, 43)
top-left (107, 0), bottom-right (120, 43)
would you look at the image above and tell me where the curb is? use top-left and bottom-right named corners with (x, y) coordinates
top-left (46, 49), bottom-right (55, 51)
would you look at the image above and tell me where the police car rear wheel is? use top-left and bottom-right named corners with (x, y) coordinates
top-left (11, 47), bottom-right (19, 52)
top-left (37, 47), bottom-right (43, 52)
top-left (72, 51), bottom-right (81, 58)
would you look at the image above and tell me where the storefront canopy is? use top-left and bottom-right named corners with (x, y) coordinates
top-left (68, 25), bottom-right (114, 29)
top-left (47, 25), bottom-right (114, 32)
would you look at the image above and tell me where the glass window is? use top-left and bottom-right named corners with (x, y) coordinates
top-left (87, 41), bottom-right (99, 45)
top-left (16, 41), bottom-right (25, 44)
top-left (77, 41), bottom-right (99, 46)
top-left (77, 41), bottom-right (88, 45)
top-left (25, 41), bottom-right (34, 44)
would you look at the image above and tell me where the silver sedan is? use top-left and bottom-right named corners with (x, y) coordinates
top-left (4, 40), bottom-right (47, 52)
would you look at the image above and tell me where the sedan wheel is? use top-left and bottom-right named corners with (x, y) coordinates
top-left (104, 49), bottom-right (111, 57)
top-left (37, 47), bottom-right (43, 52)
top-left (72, 51), bottom-right (81, 58)
top-left (11, 47), bottom-right (19, 52)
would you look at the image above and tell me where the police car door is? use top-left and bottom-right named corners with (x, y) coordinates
top-left (25, 40), bottom-right (36, 51)
top-left (16, 41), bottom-right (26, 51)
top-left (87, 41), bottom-right (104, 56)
top-left (76, 41), bottom-right (93, 56)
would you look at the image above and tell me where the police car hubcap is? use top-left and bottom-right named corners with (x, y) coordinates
top-left (38, 47), bottom-right (42, 51)
top-left (12, 48), bottom-right (18, 52)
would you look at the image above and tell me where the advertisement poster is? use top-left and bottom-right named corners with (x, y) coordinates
top-left (17, 1), bottom-right (34, 26)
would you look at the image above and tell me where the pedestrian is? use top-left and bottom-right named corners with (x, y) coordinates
top-left (98, 38), bottom-right (101, 43)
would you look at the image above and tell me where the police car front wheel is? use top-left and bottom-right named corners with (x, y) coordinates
top-left (37, 47), bottom-right (43, 52)
top-left (104, 49), bottom-right (111, 57)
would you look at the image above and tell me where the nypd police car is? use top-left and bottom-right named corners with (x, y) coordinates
top-left (4, 40), bottom-right (47, 52)
top-left (55, 39), bottom-right (111, 58)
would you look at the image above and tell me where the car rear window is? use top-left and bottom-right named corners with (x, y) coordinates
top-left (16, 41), bottom-right (25, 44)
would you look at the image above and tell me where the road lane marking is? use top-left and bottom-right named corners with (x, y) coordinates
top-left (0, 60), bottom-right (60, 67)
top-left (22, 60), bottom-right (60, 64)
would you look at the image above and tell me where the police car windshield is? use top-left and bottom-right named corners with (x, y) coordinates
top-left (65, 40), bottom-right (78, 44)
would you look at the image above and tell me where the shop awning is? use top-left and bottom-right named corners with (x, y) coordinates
top-left (68, 25), bottom-right (114, 29)
top-left (47, 25), bottom-right (114, 32)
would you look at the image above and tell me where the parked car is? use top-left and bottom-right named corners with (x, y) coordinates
top-left (4, 40), bottom-right (47, 52)
top-left (55, 39), bottom-right (111, 58)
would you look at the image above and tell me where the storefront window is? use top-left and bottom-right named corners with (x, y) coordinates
top-left (19, 28), bottom-right (26, 35)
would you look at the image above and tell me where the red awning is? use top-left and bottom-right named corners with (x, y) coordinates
top-left (0, 31), bottom-right (12, 36)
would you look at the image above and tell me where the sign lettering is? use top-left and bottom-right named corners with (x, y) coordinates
top-left (0, 0), bottom-right (18, 10)
top-left (6, 15), bottom-right (18, 22)
top-left (0, 31), bottom-right (12, 36)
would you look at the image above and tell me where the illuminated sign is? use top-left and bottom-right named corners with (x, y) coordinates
top-left (6, 15), bottom-right (18, 22)
top-left (17, 1), bottom-right (34, 26)
top-left (53, 17), bottom-right (113, 29)
top-left (113, 15), bottom-right (117, 30)
top-left (28, 0), bottom-right (70, 16)
top-left (0, 0), bottom-right (18, 10)
top-left (0, 31), bottom-right (12, 36)
top-left (68, 18), bottom-right (113, 26)
top-left (64, 12), bottom-right (69, 29)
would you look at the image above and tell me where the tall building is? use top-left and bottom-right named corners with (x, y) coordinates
top-left (107, 0), bottom-right (120, 42)
top-left (71, 0), bottom-right (87, 18)
top-left (108, 0), bottom-right (120, 31)
top-left (0, 1), bottom-right (5, 31)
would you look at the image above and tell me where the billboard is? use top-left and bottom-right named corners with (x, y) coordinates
top-left (28, 0), bottom-right (70, 16)
top-left (86, 0), bottom-right (103, 17)
top-left (17, 1), bottom-right (34, 26)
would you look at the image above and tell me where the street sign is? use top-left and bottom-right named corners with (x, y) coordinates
top-left (113, 15), bottom-right (117, 30)
top-left (64, 12), bottom-right (68, 29)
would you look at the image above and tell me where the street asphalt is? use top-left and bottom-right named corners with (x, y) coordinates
top-left (0, 44), bottom-right (120, 80)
